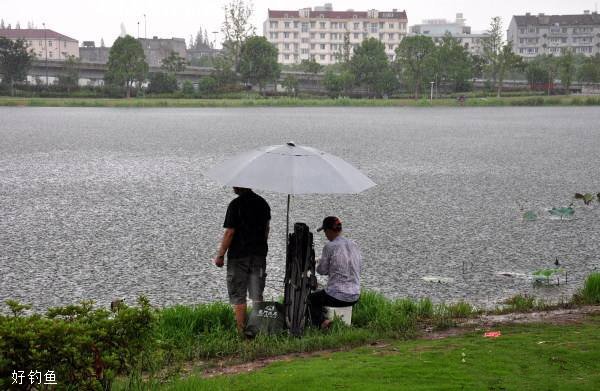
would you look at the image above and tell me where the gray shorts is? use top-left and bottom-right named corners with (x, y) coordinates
top-left (226, 255), bottom-right (267, 305)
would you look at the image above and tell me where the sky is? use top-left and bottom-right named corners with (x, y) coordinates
top-left (1, 0), bottom-right (598, 47)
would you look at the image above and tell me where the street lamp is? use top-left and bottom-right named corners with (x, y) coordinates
top-left (212, 31), bottom-right (218, 49)
top-left (430, 81), bottom-right (435, 102)
top-left (42, 22), bottom-right (48, 85)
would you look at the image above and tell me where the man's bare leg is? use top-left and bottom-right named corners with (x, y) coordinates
top-left (234, 304), bottom-right (247, 333)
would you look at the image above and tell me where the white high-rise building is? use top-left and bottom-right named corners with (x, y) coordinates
top-left (263, 4), bottom-right (408, 65)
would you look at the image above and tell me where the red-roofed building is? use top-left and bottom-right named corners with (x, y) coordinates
top-left (264, 3), bottom-right (408, 65)
top-left (0, 28), bottom-right (79, 60)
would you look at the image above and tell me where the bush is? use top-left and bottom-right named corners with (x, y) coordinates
top-left (182, 80), bottom-right (195, 95)
top-left (580, 273), bottom-right (600, 304)
top-left (147, 72), bottom-right (178, 94)
top-left (0, 297), bottom-right (156, 390)
top-left (198, 76), bottom-right (218, 95)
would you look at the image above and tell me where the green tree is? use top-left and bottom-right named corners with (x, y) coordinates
top-left (211, 54), bottom-right (238, 89)
top-left (349, 38), bottom-right (390, 97)
top-left (323, 69), bottom-right (343, 97)
top-left (540, 54), bottom-right (559, 95)
top-left (239, 36), bottom-right (280, 95)
top-left (495, 42), bottom-right (523, 97)
top-left (105, 35), bottom-right (148, 98)
top-left (300, 58), bottom-right (323, 74)
top-left (182, 80), bottom-right (195, 95)
top-left (282, 74), bottom-right (299, 96)
top-left (221, 0), bottom-right (255, 72)
top-left (336, 32), bottom-right (352, 65)
top-left (394, 35), bottom-right (436, 98)
top-left (0, 37), bottom-right (34, 96)
top-left (434, 34), bottom-right (473, 92)
top-left (482, 16), bottom-right (503, 89)
top-left (161, 51), bottom-right (186, 73)
top-left (558, 49), bottom-right (576, 94)
top-left (578, 53), bottom-right (600, 82)
top-left (57, 55), bottom-right (80, 93)
top-left (525, 56), bottom-right (549, 88)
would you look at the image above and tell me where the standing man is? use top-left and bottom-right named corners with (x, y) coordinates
top-left (213, 187), bottom-right (271, 333)
top-left (308, 216), bottom-right (362, 329)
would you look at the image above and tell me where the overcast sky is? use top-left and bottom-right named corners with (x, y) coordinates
top-left (1, 1), bottom-right (597, 46)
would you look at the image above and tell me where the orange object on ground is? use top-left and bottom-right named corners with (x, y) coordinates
top-left (484, 331), bottom-right (502, 338)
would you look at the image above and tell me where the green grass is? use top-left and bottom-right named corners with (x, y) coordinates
top-left (1, 95), bottom-right (600, 108)
top-left (130, 314), bottom-right (600, 390)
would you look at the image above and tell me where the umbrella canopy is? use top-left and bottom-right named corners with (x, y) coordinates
top-left (206, 142), bottom-right (375, 195)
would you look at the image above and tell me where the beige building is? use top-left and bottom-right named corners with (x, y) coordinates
top-left (0, 28), bottom-right (79, 60)
top-left (264, 3), bottom-right (408, 65)
top-left (508, 11), bottom-right (600, 58)
top-left (409, 14), bottom-right (489, 56)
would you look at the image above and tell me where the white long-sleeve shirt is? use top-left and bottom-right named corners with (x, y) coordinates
top-left (316, 235), bottom-right (361, 302)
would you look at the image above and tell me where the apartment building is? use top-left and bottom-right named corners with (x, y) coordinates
top-left (0, 28), bottom-right (79, 60)
top-left (263, 3), bottom-right (408, 65)
top-left (409, 13), bottom-right (488, 56)
top-left (508, 11), bottom-right (600, 58)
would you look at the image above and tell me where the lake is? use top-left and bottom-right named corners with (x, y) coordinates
top-left (1, 106), bottom-right (599, 310)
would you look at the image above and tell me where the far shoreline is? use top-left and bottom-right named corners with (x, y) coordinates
top-left (1, 95), bottom-right (600, 108)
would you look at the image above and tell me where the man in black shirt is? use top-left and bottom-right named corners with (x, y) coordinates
top-left (213, 187), bottom-right (271, 333)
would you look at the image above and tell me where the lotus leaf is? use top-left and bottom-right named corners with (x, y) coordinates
top-left (575, 193), bottom-right (594, 205)
top-left (549, 207), bottom-right (574, 218)
top-left (523, 211), bottom-right (537, 221)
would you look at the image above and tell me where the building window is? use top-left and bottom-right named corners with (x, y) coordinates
top-left (63, 41), bottom-right (67, 48)
top-left (331, 22), bottom-right (338, 29)
top-left (379, 33), bottom-right (384, 40)
top-left (320, 54), bottom-right (325, 60)
top-left (294, 21), bottom-right (299, 28)
top-left (49, 51), bottom-right (53, 58)
top-left (301, 22), bottom-right (309, 32)
top-left (284, 32), bottom-right (290, 38)
top-left (270, 21), bottom-right (278, 29)
top-left (354, 33), bottom-right (359, 39)
top-left (320, 21), bottom-right (326, 29)
top-left (320, 33), bottom-right (325, 39)
top-left (285, 43), bottom-right (290, 49)
top-left (301, 38), bottom-right (309, 43)
top-left (389, 33), bottom-right (395, 40)
top-left (379, 22), bottom-right (384, 28)
top-left (284, 54), bottom-right (290, 60)
top-left (285, 22), bottom-right (290, 28)
top-left (310, 33), bottom-right (315, 38)
top-left (354, 22), bottom-right (360, 30)
top-left (370, 23), bottom-right (378, 33)
top-left (389, 23), bottom-right (394, 29)
top-left (301, 48), bottom-right (309, 54)
top-left (48, 40), bottom-right (53, 47)
top-left (320, 44), bottom-right (325, 49)
top-left (310, 21), bottom-right (315, 28)
top-left (293, 32), bottom-right (298, 38)
top-left (388, 44), bottom-right (394, 50)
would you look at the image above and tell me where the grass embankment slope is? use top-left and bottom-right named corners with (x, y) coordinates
top-left (142, 314), bottom-right (600, 390)
top-left (1, 95), bottom-right (600, 108)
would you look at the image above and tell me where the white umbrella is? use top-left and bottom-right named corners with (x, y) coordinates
top-left (206, 142), bottom-right (376, 239)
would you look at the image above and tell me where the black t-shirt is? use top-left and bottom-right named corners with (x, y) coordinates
top-left (223, 190), bottom-right (271, 259)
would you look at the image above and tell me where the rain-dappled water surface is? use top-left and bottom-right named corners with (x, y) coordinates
top-left (1, 106), bottom-right (600, 311)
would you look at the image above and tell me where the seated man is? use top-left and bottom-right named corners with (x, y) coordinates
top-left (308, 216), bottom-right (362, 329)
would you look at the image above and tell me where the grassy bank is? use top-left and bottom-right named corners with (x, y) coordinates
top-left (1, 95), bottom-right (600, 108)
top-left (148, 314), bottom-right (600, 390)
top-left (3, 273), bottom-right (600, 389)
